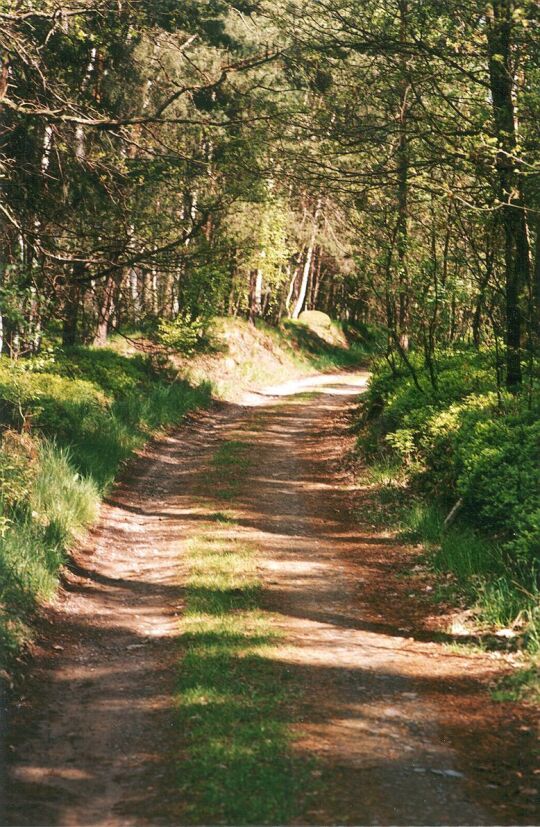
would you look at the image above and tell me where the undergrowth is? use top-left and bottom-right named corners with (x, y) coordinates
top-left (400, 502), bottom-right (539, 650)
top-left (357, 348), bottom-right (540, 657)
top-left (0, 439), bottom-right (99, 662)
top-left (0, 346), bottom-right (211, 668)
top-left (491, 666), bottom-right (540, 704)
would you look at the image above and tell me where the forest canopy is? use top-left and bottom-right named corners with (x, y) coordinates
top-left (0, 0), bottom-right (538, 393)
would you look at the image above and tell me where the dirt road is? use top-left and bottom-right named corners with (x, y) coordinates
top-left (4, 373), bottom-right (538, 825)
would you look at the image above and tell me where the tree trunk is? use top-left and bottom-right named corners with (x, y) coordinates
top-left (486, 0), bottom-right (531, 391)
top-left (94, 274), bottom-right (118, 346)
top-left (396, 0), bottom-right (411, 351)
top-left (292, 198), bottom-right (322, 320)
top-left (533, 215), bottom-right (540, 344)
top-left (63, 263), bottom-right (85, 346)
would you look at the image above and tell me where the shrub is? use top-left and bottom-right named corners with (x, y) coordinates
top-left (157, 314), bottom-right (209, 354)
top-left (0, 430), bottom-right (38, 510)
top-left (361, 350), bottom-right (540, 569)
top-left (54, 346), bottom-right (158, 396)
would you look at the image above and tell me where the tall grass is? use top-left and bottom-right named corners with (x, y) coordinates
top-left (400, 501), bottom-right (539, 649)
top-left (71, 379), bottom-right (211, 490)
top-left (0, 348), bottom-right (212, 668)
top-left (0, 441), bottom-right (100, 663)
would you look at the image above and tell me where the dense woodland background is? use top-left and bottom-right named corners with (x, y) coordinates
top-left (0, 1), bottom-right (538, 665)
top-left (1, 0), bottom-right (539, 378)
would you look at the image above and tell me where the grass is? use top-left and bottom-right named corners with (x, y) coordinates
top-left (0, 346), bottom-right (212, 669)
top-left (199, 439), bottom-right (252, 501)
top-left (398, 501), bottom-right (540, 651)
top-left (0, 440), bottom-right (100, 663)
top-left (491, 665), bottom-right (540, 703)
top-left (72, 379), bottom-right (211, 491)
top-left (281, 319), bottom-right (371, 371)
top-left (176, 526), bottom-right (309, 824)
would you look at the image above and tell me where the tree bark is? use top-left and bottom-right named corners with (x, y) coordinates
top-left (486, 0), bottom-right (531, 391)
top-left (396, 0), bottom-right (411, 351)
top-left (533, 215), bottom-right (540, 344)
top-left (94, 274), bottom-right (118, 346)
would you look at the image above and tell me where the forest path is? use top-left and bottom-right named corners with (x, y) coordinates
top-left (4, 372), bottom-right (537, 826)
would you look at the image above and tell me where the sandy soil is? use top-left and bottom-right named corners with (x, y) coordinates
top-left (2, 373), bottom-right (538, 826)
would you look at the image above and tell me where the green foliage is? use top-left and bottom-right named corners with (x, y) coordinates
top-left (282, 319), bottom-right (371, 368)
top-left (54, 346), bottom-right (161, 396)
top-left (157, 314), bottom-right (209, 355)
top-left (0, 359), bottom-right (109, 436)
top-left (360, 348), bottom-right (539, 648)
top-left (362, 350), bottom-right (539, 567)
top-left (399, 501), bottom-right (539, 649)
top-left (0, 345), bottom-right (211, 667)
top-left (0, 438), bottom-right (100, 665)
top-left (0, 349), bottom-right (211, 490)
top-left (491, 666), bottom-right (540, 704)
top-left (0, 430), bottom-right (37, 512)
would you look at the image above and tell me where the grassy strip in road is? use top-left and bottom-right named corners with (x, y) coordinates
top-left (176, 525), bottom-right (307, 823)
top-left (199, 440), bottom-right (252, 502)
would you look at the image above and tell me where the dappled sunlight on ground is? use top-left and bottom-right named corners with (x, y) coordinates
top-left (5, 372), bottom-right (538, 826)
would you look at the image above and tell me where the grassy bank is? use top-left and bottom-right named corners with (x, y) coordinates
top-left (357, 349), bottom-right (539, 656)
top-left (0, 347), bottom-right (211, 668)
top-left (0, 319), bottom-right (372, 666)
top-left (1, 314), bottom-right (371, 671)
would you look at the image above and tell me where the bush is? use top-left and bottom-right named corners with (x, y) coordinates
top-left (361, 349), bottom-right (540, 570)
top-left (157, 314), bottom-right (209, 354)
top-left (0, 430), bottom-right (37, 511)
top-left (54, 346), bottom-right (159, 396)
top-left (0, 360), bottom-right (109, 437)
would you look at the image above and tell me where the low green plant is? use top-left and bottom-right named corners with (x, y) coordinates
top-left (491, 665), bottom-right (540, 703)
top-left (177, 529), bottom-right (309, 824)
top-left (157, 314), bottom-right (209, 355)
top-left (397, 500), bottom-right (539, 648)
top-left (359, 348), bottom-right (539, 653)
top-left (360, 349), bottom-right (540, 584)
top-left (0, 346), bottom-right (211, 668)
top-left (199, 440), bottom-right (252, 501)
top-left (0, 438), bottom-right (100, 665)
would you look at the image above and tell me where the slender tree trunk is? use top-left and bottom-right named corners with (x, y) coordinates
top-left (292, 198), bottom-right (322, 320)
top-left (396, 0), bottom-right (411, 351)
top-left (248, 270), bottom-right (259, 324)
top-left (486, 0), bottom-right (531, 391)
top-left (255, 268), bottom-right (263, 315)
top-left (472, 271), bottom-right (491, 349)
top-left (94, 274), bottom-right (118, 346)
top-left (63, 279), bottom-right (80, 347)
top-left (0, 261), bottom-right (4, 355)
top-left (532, 215), bottom-right (540, 344)
top-left (75, 48), bottom-right (97, 161)
top-left (285, 253), bottom-right (303, 317)
top-left (311, 249), bottom-right (323, 309)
